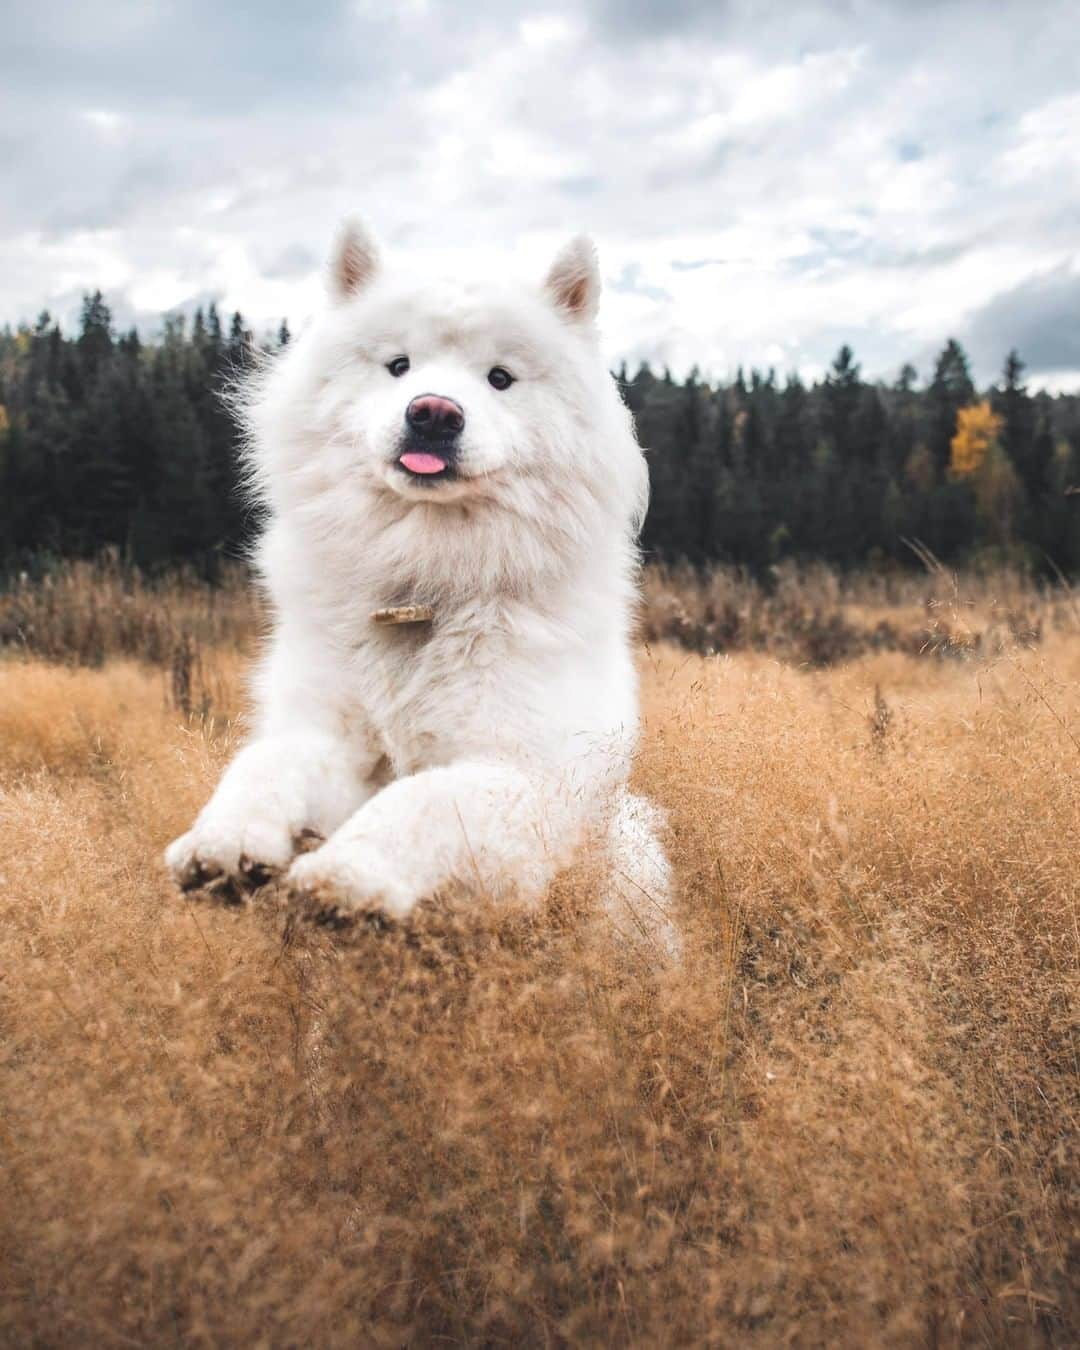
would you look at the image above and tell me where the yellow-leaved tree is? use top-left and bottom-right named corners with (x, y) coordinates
top-left (950, 400), bottom-right (1002, 476)
top-left (951, 400), bottom-right (1020, 544)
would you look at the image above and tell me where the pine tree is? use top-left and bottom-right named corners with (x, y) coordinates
top-left (995, 350), bottom-right (1038, 503)
top-left (927, 339), bottom-right (975, 470)
top-left (207, 302), bottom-right (223, 351)
top-left (823, 345), bottom-right (862, 461)
top-left (887, 364), bottom-right (920, 476)
top-left (776, 373), bottom-right (810, 467)
top-left (77, 292), bottom-right (114, 385)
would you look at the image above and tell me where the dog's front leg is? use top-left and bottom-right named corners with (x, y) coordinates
top-left (165, 733), bottom-right (378, 894)
top-left (286, 760), bottom-right (577, 922)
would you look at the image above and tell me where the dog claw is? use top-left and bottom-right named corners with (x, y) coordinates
top-left (313, 906), bottom-right (354, 931)
top-left (175, 852), bottom-right (285, 906)
top-left (287, 886), bottom-right (391, 934)
top-left (200, 873), bottom-right (247, 906)
top-left (179, 859), bottom-right (222, 893)
top-left (288, 885), bottom-right (346, 928)
top-left (238, 855), bottom-right (278, 888)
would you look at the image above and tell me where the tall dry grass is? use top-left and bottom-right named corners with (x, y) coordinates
top-left (5, 554), bottom-right (1073, 679)
top-left (0, 567), bottom-right (1077, 1346)
top-left (639, 559), bottom-right (1063, 664)
top-left (0, 556), bottom-right (261, 716)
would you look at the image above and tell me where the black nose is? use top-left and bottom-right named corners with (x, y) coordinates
top-left (405, 394), bottom-right (465, 437)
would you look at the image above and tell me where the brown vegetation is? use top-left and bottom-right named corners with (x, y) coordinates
top-left (639, 558), bottom-right (1058, 665)
top-left (2, 553), bottom-right (1068, 675)
top-left (0, 566), bottom-right (1077, 1345)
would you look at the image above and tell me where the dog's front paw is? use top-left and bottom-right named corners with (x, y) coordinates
top-left (286, 841), bottom-right (419, 926)
top-left (165, 813), bottom-right (305, 899)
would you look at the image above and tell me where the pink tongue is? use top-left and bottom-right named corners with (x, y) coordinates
top-left (400, 451), bottom-right (447, 475)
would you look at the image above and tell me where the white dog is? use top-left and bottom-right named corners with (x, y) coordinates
top-left (166, 219), bottom-right (673, 950)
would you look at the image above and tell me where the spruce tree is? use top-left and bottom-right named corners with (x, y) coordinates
top-left (823, 345), bottom-right (862, 462)
top-left (927, 339), bottom-right (975, 471)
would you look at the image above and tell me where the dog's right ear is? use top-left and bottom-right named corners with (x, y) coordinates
top-left (543, 236), bottom-right (601, 325)
top-left (328, 217), bottom-right (380, 301)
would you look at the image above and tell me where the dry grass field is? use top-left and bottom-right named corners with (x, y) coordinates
top-left (0, 562), bottom-right (1076, 1346)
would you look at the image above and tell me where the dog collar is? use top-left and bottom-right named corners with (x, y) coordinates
top-left (370, 605), bottom-right (436, 626)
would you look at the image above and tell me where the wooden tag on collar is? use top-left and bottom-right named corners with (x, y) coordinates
top-left (371, 604), bottom-right (436, 626)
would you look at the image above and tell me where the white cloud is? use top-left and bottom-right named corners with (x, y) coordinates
top-left (1, 0), bottom-right (1078, 387)
top-left (998, 92), bottom-right (1080, 185)
top-left (81, 108), bottom-right (126, 135)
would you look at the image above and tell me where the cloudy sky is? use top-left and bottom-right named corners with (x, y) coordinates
top-left (3, 0), bottom-right (1078, 388)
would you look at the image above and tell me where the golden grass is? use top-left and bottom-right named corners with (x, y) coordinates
top-left (639, 560), bottom-right (1064, 665)
top-left (0, 589), bottom-right (1077, 1345)
top-left (5, 554), bottom-right (1072, 676)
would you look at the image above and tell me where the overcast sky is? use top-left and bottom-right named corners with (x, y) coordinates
top-left (3, 0), bottom-right (1078, 388)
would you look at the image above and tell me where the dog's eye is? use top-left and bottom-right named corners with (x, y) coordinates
top-left (387, 356), bottom-right (410, 378)
top-left (487, 366), bottom-right (514, 391)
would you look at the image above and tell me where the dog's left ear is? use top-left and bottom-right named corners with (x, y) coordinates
top-left (544, 236), bottom-right (600, 324)
top-left (328, 216), bottom-right (381, 301)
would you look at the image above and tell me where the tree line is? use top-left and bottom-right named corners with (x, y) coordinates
top-left (1, 292), bottom-right (1078, 576)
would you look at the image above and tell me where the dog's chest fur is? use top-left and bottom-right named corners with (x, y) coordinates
top-left (342, 598), bottom-right (526, 775)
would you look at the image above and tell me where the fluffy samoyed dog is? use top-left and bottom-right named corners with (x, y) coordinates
top-left (166, 219), bottom-right (673, 952)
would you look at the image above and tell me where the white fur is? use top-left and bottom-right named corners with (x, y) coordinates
top-left (165, 220), bottom-right (672, 938)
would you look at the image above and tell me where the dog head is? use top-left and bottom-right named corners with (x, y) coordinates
top-left (244, 219), bottom-right (647, 594)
